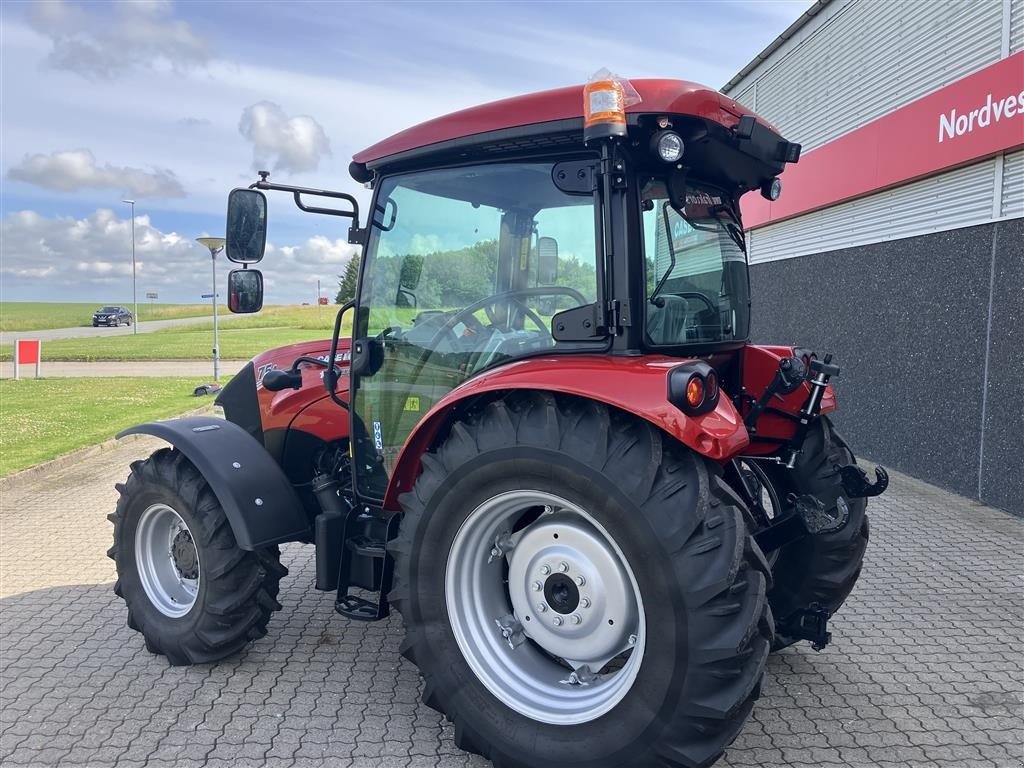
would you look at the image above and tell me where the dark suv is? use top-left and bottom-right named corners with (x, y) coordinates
top-left (92, 306), bottom-right (133, 327)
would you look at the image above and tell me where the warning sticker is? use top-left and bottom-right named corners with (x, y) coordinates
top-left (404, 396), bottom-right (421, 412)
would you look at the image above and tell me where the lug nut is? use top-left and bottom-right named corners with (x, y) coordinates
top-left (628, 634), bottom-right (637, 646)
top-left (571, 614), bottom-right (582, 625)
top-left (558, 562), bottom-right (569, 572)
top-left (540, 565), bottom-right (551, 575)
top-left (537, 603), bottom-right (548, 613)
top-left (552, 616), bottom-right (564, 626)
top-left (575, 576), bottom-right (586, 586)
top-left (532, 581), bottom-right (543, 591)
top-left (581, 597), bottom-right (592, 609)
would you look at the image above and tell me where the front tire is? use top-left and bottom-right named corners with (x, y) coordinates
top-left (390, 393), bottom-right (773, 768)
top-left (108, 447), bottom-right (287, 665)
top-left (761, 417), bottom-right (870, 650)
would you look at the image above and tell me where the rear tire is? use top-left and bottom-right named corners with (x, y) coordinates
top-left (108, 447), bottom-right (287, 665)
top-left (761, 417), bottom-right (869, 650)
top-left (390, 393), bottom-right (773, 768)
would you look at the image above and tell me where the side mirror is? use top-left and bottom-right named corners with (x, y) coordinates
top-left (225, 188), bottom-right (267, 264)
top-left (537, 236), bottom-right (558, 284)
top-left (399, 255), bottom-right (422, 291)
top-left (227, 268), bottom-right (263, 313)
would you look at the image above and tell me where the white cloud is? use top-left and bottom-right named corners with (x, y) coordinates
top-left (1, 209), bottom-right (356, 304)
top-left (25, 0), bottom-right (209, 80)
top-left (7, 149), bottom-right (186, 198)
top-left (239, 101), bottom-right (332, 174)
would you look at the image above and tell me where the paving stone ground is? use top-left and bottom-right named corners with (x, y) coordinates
top-left (1, 437), bottom-right (1022, 767)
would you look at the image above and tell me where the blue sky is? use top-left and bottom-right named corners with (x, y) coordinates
top-left (1, 0), bottom-right (810, 304)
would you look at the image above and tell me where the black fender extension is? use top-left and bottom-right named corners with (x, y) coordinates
top-left (117, 416), bottom-right (309, 550)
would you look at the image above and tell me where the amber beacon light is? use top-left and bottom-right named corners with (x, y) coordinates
top-left (583, 68), bottom-right (640, 144)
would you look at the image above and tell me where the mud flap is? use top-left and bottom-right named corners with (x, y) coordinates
top-left (117, 416), bottom-right (309, 549)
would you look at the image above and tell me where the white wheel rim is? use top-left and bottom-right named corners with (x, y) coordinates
top-left (446, 490), bottom-right (645, 725)
top-left (134, 503), bottom-right (200, 618)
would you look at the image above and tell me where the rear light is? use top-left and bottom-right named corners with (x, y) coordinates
top-left (686, 376), bottom-right (705, 408)
top-left (667, 361), bottom-right (720, 416)
top-left (583, 68), bottom-right (640, 144)
top-left (706, 370), bottom-right (719, 401)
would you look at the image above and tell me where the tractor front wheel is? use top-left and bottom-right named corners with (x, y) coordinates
top-left (108, 447), bottom-right (287, 665)
top-left (390, 393), bottom-right (773, 768)
top-left (761, 417), bottom-right (870, 650)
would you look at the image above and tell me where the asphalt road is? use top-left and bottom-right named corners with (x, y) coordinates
top-left (0, 313), bottom-right (259, 345)
top-left (1, 436), bottom-right (1021, 767)
top-left (0, 360), bottom-right (248, 379)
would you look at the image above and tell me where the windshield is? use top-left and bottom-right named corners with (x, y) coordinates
top-left (641, 180), bottom-right (750, 346)
top-left (354, 160), bottom-right (599, 499)
top-left (99, 307), bottom-right (119, 312)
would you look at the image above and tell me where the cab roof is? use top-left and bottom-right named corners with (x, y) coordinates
top-left (352, 79), bottom-right (774, 169)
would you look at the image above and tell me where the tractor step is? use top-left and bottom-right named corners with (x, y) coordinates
top-left (334, 515), bottom-right (400, 623)
top-left (782, 604), bottom-right (832, 651)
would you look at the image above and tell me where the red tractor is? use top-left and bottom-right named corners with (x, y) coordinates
top-left (109, 75), bottom-right (886, 767)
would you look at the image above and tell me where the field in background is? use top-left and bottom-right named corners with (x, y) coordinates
top-left (0, 377), bottom-right (210, 476)
top-left (0, 305), bottom-right (351, 362)
top-left (0, 301), bottom-right (232, 332)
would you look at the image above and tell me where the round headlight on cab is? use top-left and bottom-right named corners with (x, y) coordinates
top-left (653, 131), bottom-right (684, 163)
top-left (761, 177), bottom-right (783, 201)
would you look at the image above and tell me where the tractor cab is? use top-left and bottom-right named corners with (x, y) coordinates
top-left (224, 76), bottom-right (803, 502)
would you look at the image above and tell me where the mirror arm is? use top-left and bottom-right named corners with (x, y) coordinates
top-left (251, 178), bottom-right (367, 245)
top-left (323, 301), bottom-right (355, 411)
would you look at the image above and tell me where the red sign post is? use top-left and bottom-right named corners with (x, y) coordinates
top-left (13, 339), bottom-right (42, 380)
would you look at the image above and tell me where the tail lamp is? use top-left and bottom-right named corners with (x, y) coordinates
top-left (667, 361), bottom-right (721, 416)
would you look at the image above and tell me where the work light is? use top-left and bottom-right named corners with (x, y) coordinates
top-left (653, 131), bottom-right (684, 163)
top-left (762, 177), bottom-right (783, 201)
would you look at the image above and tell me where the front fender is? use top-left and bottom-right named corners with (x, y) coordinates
top-left (118, 416), bottom-right (309, 549)
top-left (382, 354), bottom-right (750, 510)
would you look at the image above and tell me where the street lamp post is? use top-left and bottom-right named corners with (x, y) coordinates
top-left (121, 199), bottom-right (138, 335)
top-left (196, 237), bottom-right (226, 383)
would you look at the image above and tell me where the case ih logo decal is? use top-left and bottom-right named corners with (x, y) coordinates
top-left (939, 89), bottom-right (1024, 143)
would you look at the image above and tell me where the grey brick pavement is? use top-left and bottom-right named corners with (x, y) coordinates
top-left (1, 437), bottom-right (1022, 767)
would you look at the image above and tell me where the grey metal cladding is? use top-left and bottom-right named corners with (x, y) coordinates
top-left (727, 0), bottom-right (1005, 152)
top-left (748, 158), bottom-right (1002, 264)
top-left (1001, 149), bottom-right (1024, 219)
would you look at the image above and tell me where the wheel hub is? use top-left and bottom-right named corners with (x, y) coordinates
top-left (543, 573), bottom-right (579, 614)
top-left (171, 529), bottom-right (198, 580)
top-left (507, 515), bottom-right (637, 668)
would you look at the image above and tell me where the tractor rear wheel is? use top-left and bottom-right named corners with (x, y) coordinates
top-left (390, 393), bottom-right (773, 768)
top-left (108, 447), bottom-right (287, 665)
top-left (761, 417), bottom-right (869, 650)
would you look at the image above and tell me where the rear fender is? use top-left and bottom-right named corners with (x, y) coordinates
top-left (381, 354), bottom-right (750, 510)
top-left (117, 416), bottom-right (309, 549)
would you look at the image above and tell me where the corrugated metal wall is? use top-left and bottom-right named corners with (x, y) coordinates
top-left (748, 150), bottom-right (1023, 264)
top-left (726, 0), bottom-right (1024, 265)
top-left (728, 0), bottom-right (1011, 152)
top-left (1012, 0), bottom-right (1024, 54)
top-left (1002, 149), bottom-right (1024, 217)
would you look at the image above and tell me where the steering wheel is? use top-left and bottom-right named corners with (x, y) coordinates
top-left (661, 291), bottom-right (716, 314)
top-left (426, 287), bottom-right (587, 351)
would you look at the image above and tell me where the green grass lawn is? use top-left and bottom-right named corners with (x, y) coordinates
top-left (0, 305), bottom-right (353, 361)
top-left (0, 301), bottom-right (228, 331)
top-left (0, 377), bottom-right (209, 476)
top-left (0, 327), bottom-right (334, 362)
